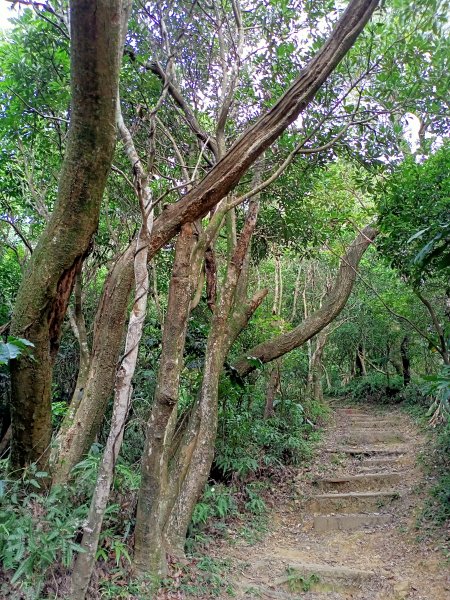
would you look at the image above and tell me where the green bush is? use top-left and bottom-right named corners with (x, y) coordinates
top-left (333, 373), bottom-right (404, 404)
top-left (0, 462), bottom-right (88, 599)
top-left (418, 422), bottom-right (450, 553)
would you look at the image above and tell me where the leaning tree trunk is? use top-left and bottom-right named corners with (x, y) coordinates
top-left (9, 0), bottom-right (131, 469)
top-left (52, 242), bottom-right (135, 482)
top-left (69, 187), bottom-right (152, 600)
top-left (233, 226), bottom-right (378, 377)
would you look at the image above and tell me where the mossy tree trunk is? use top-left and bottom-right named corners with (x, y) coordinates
top-left (9, 0), bottom-right (131, 469)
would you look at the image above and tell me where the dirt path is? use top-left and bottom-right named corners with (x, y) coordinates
top-left (218, 405), bottom-right (450, 599)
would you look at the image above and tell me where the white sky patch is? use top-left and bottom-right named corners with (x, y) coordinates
top-left (0, 1), bottom-right (18, 31)
top-left (402, 113), bottom-right (421, 152)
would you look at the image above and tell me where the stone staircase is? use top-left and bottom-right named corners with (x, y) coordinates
top-left (229, 405), bottom-right (450, 599)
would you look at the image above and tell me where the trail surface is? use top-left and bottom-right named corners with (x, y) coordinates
top-left (218, 405), bottom-right (449, 599)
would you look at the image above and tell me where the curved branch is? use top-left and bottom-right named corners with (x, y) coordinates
top-left (146, 0), bottom-right (380, 260)
top-left (233, 225), bottom-right (378, 376)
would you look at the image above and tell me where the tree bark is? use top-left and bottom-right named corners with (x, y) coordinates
top-left (133, 224), bottom-right (195, 577)
top-left (355, 343), bottom-right (367, 376)
top-left (162, 201), bottom-right (260, 558)
top-left (52, 243), bottom-right (135, 482)
top-left (69, 173), bottom-right (152, 600)
top-left (264, 361), bottom-right (281, 418)
top-left (291, 265), bottom-right (302, 321)
top-left (67, 272), bottom-right (91, 416)
top-left (400, 335), bottom-right (411, 386)
top-left (307, 328), bottom-right (329, 401)
top-left (234, 226), bottom-right (378, 376)
top-left (9, 0), bottom-right (131, 469)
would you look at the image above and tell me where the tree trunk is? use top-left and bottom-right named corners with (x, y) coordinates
top-left (307, 328), bottom-right (328, 401)
top-left (355, 343), bottom-right (367, 376)
top-left (162, 201), bottom-right (260, 559)
top-left (69, 179), bottom-right (152, 600)
top-left (272, 254), bottom-right (280, 315)
top-left (9, 0), bottom-right (131, 469)
top-left (400, 335), bottom-right (411, 386)
top-left (234, 226), bottom-right (378, 376)
top-left (264, 361), bottom-right (281, 418)
top-left (67, 273), bottom-right (91, 415)
top-left (52, 243), bottom-right (135, 482)
top-left (133, 224), bottom-right (195, 577)
top-left (291, 265), bottom-right (302, 321)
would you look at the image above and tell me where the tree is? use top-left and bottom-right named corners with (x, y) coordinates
top-left (377, 144), bottom-right (450, 364)
top-left (8, 0), bottom-right (132, 468)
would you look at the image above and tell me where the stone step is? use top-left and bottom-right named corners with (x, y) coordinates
top-left (313, 472), bottom-right (405, 492)
top-left (337, 415), bottom-right (398, 425)
top-left (344, 430), bottom-right (405, 445)
top-left (325, 447), bottom-right (406, 457)
top-left (274, 561), bottom-right (376, 591)
top-left (335, 410), bottom-right (373, 416)
top-left (363, 456), bottom-right (404, 465)
top-left (313, 512), bottom-right (393, 532)
top-left (357, 465), bottom-right (404, 473)
top-left (337, 419), bottom-right (400, 429)
top-left (308, 490), bottom-right (400, 513)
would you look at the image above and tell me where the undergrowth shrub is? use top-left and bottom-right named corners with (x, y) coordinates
top-left (417, 422), bottom-right (450, 553)
top-left (0, 462), bottom-right (89, 599)
top-left (0, 452), bottom-right (140, 599)
top-left (214, 376), bottom-right (322, 480)
top-left (332, 373), bottom-right (404, 404)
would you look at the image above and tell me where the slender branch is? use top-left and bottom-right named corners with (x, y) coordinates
top-left (146, 61), bottom-right (219, 159)
top-left (0, 217), bottom-right (33, 254)
top-left (7, 86), bottom-right (69, 123)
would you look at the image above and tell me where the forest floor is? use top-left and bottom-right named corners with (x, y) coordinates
top-left (202, 403), bottom-right (450, 600)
